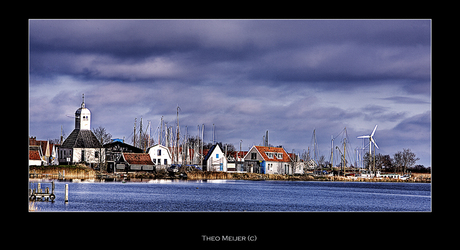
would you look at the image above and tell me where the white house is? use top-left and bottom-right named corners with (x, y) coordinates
top-left (146, 144), bottom-right (172, 169)
top-left (243, 146), bottom-right (292, 174)
top-left (58, 95), bottom-right (104, 167)
top-left (203, 144), bottom-right (227, 171)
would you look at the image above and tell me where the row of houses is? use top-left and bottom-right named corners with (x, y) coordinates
top-left (29, 95), bottom-right (305, 175)
top-left (29, 137), bottom-right (59, 166)
top-left (30, 135), bottom-right (305, 175)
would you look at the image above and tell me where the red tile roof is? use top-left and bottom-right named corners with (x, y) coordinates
top-left (123, 153), bottom-right (154, 165)
top-left (254, 146), bottom-right (291, 162)
top-left (29, 150), bottom-right (41, 160)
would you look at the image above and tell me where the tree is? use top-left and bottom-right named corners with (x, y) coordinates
top-left (92, 126), bottom-right (112, 171)
top-left (393, 148), bottom-right (419, 173)
top-left (318, 155), bottom-right (325, 168)
top-left (375, 154), bottom-right (393, 170)
top-left (92, 126), bottom-right (112, 145)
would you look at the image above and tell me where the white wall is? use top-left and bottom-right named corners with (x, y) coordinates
top-left (72, 148), bottom-right (105, 164)
top-left (147, 145), bottom-right (172, 166)
top-left (207, 146), bottom-right (227, 171)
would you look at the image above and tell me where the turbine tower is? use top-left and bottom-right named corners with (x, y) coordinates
top-left (357, 125), bottom-right (379, 171)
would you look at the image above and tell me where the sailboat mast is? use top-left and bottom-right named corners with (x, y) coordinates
top-left (330, 135), bottom-right (334, 169)
top-left (134, 118), bottom-right (137, 147)
top-left (201, 124), bottom-right (204, 167)
top-left (313, 129), bottom-right (317, 165)
top-left (176, 105), bottom-right (180, 164)
top-left (159, 116), bottom-right (163, 146)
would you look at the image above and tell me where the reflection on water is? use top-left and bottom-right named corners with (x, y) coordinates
top-left (31, 180), bottom-right (431, 212)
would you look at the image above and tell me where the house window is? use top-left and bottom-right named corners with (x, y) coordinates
top-left (95, 151), bottom-right (99, 158)
top-left (216, 154), bottom-right (219, 159)
top-left (164, 159), bottom-right (167, 165)
top-left (251, 153), bottom-right (257, 160)
top-left (157, 149), bottom-right (161, 156)
top-left (277, 153), bottom-right (283, 159)
top-left (266, 152), bottom-right (274, 159)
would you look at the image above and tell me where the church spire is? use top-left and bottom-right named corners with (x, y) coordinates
top-left (81, 93), bottom-right (85, 108)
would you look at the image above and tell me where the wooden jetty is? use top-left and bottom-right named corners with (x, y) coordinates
top-left (29, 181), bottom-right (56, 202)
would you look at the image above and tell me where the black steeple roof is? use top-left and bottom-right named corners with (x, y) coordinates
top-left (61, 129), bottom-right (102, 148)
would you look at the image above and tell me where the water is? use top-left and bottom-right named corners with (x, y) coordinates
top-left (30, 180), bottom-right (431, 212)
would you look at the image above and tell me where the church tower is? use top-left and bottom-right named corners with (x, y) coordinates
top-left (75, 94), bottom-right (91, 130)
top-left (59, 93), bottom-right (102, 166)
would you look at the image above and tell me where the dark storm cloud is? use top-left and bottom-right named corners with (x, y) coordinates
top-left (29, 19), bottom-right (431, 166)
top-left (30, 19), bottom-right (430, 89)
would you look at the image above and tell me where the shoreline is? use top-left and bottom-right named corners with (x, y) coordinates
top-left (186, 171), bottom-right (431, 183)
top-left (29, 166), bottom-right (431, 183)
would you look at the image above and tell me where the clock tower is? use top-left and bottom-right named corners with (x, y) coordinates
top-left (75, 94), bottom-right (91, 130)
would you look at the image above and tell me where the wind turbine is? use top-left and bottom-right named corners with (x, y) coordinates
top-left (357, 125), bottom-right (379, 172)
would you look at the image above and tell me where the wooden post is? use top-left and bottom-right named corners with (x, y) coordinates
top-left (65, 184), bottom-right (69, 202)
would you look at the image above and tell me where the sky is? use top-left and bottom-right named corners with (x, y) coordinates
top-left (29, 19), bottom-right (431, 167)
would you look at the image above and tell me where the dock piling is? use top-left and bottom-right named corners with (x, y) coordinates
top-left (65, 184), bottom-right (69, 202)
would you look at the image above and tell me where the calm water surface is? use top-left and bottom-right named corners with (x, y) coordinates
top-left (30, 180), bottom-right (431, 212)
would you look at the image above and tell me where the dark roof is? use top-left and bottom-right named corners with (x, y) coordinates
top-left (61, 129), bottom-right (102, 148)
top-left (103, 141), bottom-right (143, 153)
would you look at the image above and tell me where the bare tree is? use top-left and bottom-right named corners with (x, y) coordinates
top-left (318, 155), bottom-right (325, 168)
top-left (92, 126), bottom-right (112, 145)
top-left (92, 126), bottom-right (112, 171)
top-left (393, 148), bottom-right (419, 173)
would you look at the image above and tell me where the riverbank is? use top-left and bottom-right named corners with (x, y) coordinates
top-left (29, 165), bottom-right (96, 179)
top-left (29, 166), bottom-right (430, 183)
top-left (186, 171), bottom-right (431, 183)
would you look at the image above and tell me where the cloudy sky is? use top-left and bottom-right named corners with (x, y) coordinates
top-left (29, 19), bottom-right (431, 167)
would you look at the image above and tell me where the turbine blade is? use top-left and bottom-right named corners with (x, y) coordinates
top-left (357, 136), bottom-right (370, 139)
top-left (371, 125), bottom-right (378, 137)
top-left (371, 137), bottom-right (379, 149)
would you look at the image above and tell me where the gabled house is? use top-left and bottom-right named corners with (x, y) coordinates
top-left (243, 146), bottom-right (292, 174)
top-left (104, 140), bottom-right (143, 173)
top-left (146, 144), bottom-right (172, 170)
top-left (203, 144), bottom-right (227, 172)
top-left (118, 152), bottom-right (155, 172)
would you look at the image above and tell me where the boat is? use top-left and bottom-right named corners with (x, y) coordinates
top-left (357, 170), bottom-right (381, 178)
top-left (399, 174), bottom-right (411, 180)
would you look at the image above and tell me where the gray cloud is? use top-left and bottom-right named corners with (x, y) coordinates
top-left (29, 19), bottom-right (431, 167)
